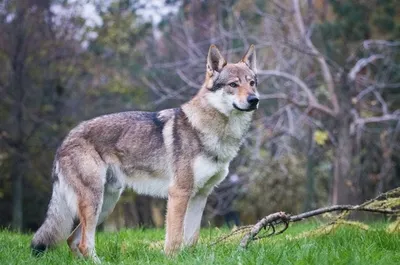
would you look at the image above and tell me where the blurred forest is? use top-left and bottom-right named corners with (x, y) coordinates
top-left (0, 0), bottom-right (399, 232)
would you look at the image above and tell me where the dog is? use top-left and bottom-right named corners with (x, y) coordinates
top-left (31, 45), bottom-right (259, 262)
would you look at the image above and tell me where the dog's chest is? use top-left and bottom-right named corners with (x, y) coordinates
top-left (192, 155), bottom-right (228, 192)
top-left (201, 114), bottom-right (251, 161)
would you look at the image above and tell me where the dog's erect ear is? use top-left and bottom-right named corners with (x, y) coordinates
top-left (241, 44), bottom-right (257, 74)
top-left (207, 45), bottom-right (226, 74)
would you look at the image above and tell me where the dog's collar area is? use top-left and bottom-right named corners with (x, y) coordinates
top-left (233, 103), bottom-right (257, 112)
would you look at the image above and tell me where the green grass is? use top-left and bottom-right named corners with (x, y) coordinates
top-left (0, 223), bottom-right (399, 265)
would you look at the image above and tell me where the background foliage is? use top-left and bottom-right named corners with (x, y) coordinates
top-left (0, 0), bottom-right (399, 231)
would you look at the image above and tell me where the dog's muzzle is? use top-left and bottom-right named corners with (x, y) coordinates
top-left (233, 94), bottom-right (259, 112)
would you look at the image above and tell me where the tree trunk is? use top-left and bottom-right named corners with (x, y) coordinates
top-left (332, 122), bottom-right (353, 204)
top-left (11, 156), bottom-right (23, 231)
top-left (151, 199), bottom-right (166, 228)
top-left (331, 81), bottom-right (357, 205)
top-left (304, 127), bottom-right (315, 211)
top-left (376, 130), bottom-right (394, 196)
top-left (10, 6), bottom-right (26, 231)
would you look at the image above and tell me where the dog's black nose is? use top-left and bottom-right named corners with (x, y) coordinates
top-left (247, 94), bottom-right (259, 106)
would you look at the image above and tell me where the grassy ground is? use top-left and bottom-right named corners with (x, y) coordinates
top-left (0, 222), bottom-right (399, 265)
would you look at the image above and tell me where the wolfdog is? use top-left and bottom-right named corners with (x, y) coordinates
top-left (31, 45), bottom-right (259, 262)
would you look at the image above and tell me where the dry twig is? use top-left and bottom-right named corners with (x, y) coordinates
top-left (209, 187), bottom-right (400, 249)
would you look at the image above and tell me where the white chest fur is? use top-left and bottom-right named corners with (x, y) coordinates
top-left (192, 155), bottom-right (228, 193)
top-left (202, 112), bottom-right (252, 162)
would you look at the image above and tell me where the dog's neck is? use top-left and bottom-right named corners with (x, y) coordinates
top-left (182, 87), bottom-right (253, 140)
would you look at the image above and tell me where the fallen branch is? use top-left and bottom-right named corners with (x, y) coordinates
top-left (209, 187), bottom-right (400, 249)
top-left (238, 205), bottom-right (398, 249)
top-left (290, 205), bottom-right (398, 222)
top-left (239, 212), bottom-right (290, 248)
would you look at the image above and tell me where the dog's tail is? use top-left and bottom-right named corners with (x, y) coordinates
top-left (31, 162), bottom-right (76, 256)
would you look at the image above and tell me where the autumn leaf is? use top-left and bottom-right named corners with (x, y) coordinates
top-left (314, 130), bottom-right (329, 146)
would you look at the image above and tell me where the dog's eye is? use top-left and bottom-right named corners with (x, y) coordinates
top-left (229, 82), bottom-right (238, 88)
top-left (250, 80), bottom-right (255, 86)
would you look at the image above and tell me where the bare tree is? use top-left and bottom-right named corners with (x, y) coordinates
top-left (0, 0), bottom-right (92, 230)
top-left (253, 0), bottom-right (399, 204)
top-left (145, 0), bottom-right (399, 213)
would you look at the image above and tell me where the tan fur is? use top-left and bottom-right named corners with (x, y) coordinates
top-left (164, 186), bottom-right (191, 255)
top-left (31, 45), bottom-right (259, 262)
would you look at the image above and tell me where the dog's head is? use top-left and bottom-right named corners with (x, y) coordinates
top-left (203, 45), bottom-right (259, 116)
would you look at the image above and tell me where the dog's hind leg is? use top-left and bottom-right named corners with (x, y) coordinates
top-left (76, 186), bottom-right (104, 264)
top-left (67, 187), bottom-right (123, 257)
top-left (67, 223), bottom-right (83, 258)
top-left (58, 153), bottom-right (106, 263)
top-left (98, 166), bottom-right (125, 223)
top-left (68, 166), bottom-right (124, 260)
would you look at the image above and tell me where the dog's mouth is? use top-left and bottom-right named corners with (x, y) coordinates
top-left (233, 103), bottom-right (257, 112)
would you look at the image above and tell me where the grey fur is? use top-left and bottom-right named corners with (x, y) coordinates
top-left (31, 45), bottom-right (259, 261)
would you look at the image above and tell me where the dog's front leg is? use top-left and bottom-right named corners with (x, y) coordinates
top-left (164, 185), bottom-right (191, 255)
top-left (183, 194), bottom-right (207, 247)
